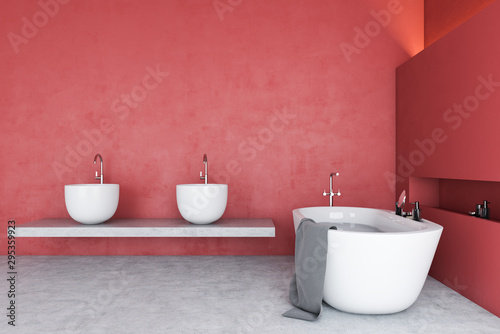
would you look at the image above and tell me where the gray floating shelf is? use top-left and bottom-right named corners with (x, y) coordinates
top-left (16, 218), bottom-right (275, 238)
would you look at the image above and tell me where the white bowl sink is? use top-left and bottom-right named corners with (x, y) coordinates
top-left (65, 184), bottom-right (119, 224)
top-left (176, 184), bottom-right (228, 224)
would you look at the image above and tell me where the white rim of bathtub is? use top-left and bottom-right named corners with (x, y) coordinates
top-left (292, 206), bottom-right (443, 235)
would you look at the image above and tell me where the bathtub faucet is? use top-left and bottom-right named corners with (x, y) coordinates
top-left (396, 196), bottom-right (422, 221)
top-left (323, 172), bottom-right (341, 207)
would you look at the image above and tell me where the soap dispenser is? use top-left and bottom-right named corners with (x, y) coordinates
top-left (411, 201), bottom-right (421, 221)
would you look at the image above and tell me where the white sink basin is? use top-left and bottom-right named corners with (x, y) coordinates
top-left (176, 184), bottom-right (228, 224)
top-left (65, 184), bottom-right (119, 224)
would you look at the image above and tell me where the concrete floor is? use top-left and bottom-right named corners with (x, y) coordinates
top-left (1, 256), bottom-right (499, 334)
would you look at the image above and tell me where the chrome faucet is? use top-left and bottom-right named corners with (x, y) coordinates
top-left (323, 172), bottom-right (340, 207)
top-left (94, 153), bottom-right (103, 184)
top-left (200, 154), bottom-right (208, 184)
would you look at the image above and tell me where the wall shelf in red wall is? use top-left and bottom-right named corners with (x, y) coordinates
top-left (410, 176), bottom-right (500, 223)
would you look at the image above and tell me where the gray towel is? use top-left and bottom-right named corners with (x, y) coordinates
top-left (283, 218), bottom-right (337, 321)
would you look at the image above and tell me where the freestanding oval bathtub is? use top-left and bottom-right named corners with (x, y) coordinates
top-left (292, 206), bottom-right (443, 315)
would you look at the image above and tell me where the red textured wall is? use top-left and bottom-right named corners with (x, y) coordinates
top-left (398, 0), bottom-right (500, 317)
top-left (0, 0), bottom-right (421, 255)
top-left (424, 0), bottom-right (496, 47)
top-left (423, 207), bottom-right (500, 317)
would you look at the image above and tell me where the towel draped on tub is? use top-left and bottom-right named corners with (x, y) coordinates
top-left (283, 218), bottom-right (337, 321)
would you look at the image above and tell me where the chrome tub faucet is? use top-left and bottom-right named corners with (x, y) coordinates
top-left (323, 172), bottom-right (341, 207)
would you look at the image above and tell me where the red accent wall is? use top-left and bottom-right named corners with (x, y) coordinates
top-left (424, 0), bottom-right (496, 47)
top-left (423, 207), bottom-right (500, 317)
top-left (0, 0), bottom-right (422, 255)
top-left (398, 0), bottom-right (500, 317)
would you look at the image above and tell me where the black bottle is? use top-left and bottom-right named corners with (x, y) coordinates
top-left (412, 201), bottom-right (421, 221)
top-left (482, 200), bottom-right (490, 219)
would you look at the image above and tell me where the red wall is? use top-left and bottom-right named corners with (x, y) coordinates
top-left (423, 207), bottom-right (500, 316)
top-left (398, 0), bottom-right (500, 316)
top-left (0, 0), bottom-right (421, 255)
top-left (424, 0), bottom-right (496, 47)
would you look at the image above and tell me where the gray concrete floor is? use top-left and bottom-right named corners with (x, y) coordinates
top-left (0, 256), bottom-right (499, 333)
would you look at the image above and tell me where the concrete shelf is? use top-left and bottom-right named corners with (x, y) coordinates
top-left (16, 218), bottom-right (275, 238)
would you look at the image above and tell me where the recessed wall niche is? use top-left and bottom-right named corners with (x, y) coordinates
top-left (410, 176), bottom-right (500, 222)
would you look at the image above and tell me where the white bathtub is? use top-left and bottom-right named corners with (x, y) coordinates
top-left (292, 206), bottom-right (443, 315)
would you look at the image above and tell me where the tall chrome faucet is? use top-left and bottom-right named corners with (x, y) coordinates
top-left (94, 153), bottom-right (103, 184)
top-left (323, 172), bottom-right (340, 207)
top-left (200, 154), bottom-right (208, 184)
